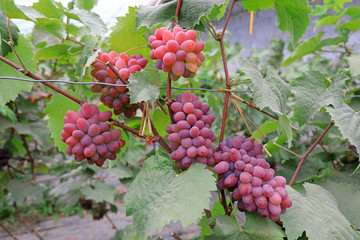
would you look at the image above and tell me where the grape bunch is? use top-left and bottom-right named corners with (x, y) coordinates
top-left (149, 26), bottom-right (205, 81)
top-left (166, 91), bottom-right (217, 170)
top-left (90, 51), bottom-right (148, 118)
top-left (61, 103), bottom-right (125, 166)
top-left (0, 148), bottom-right (10, 169)
top-left (213, 136), bottom-right (292, 221)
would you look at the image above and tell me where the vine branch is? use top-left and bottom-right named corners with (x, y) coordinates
top-left (0, 56), bottom-right (83, 105)
top-left (0, 222), bottom-right (19, 240)
top-left (289, 122), bottom-right (334, 186)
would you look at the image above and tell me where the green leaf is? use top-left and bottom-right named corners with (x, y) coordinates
top-left (32, 0), bottom-right (63, 19)
top-left (135, 0), bottom-right (227, 30)
top-left (341, 17), bottom-right (360, 31)
top-left (198, 200), bottom-right (225, 239)
top-left (204, 213), bottom-right (285, 240)
top-left (109, 163), bottom-right (134, 179)
top-left (124, 152), bottom-right (216, 240)
top-left (0, 0), bottom-right (44, 21)
top-left (0, 35), bottom-right (35, 106)
top-left (128, 62), bottom-right (160, 104)
top-left (282, 32), bottom-right (324, 67)
top-left (65, 9), bottom-right (106, 36)
top-left (277, 157), bottom-right (326, 184)
top-left (277, 114), bottom-right (292, 147)
top-left (0, 0), bottom-right (29, 20)
top-left (35, 18), bottom-right (66, 39)
top-left (150, 107), bottom-right (170, 137)
top-left (80, 180), bottom-right (115, 203)
top-left (346, 6), bottom-right (360, 18)
top-left (326, 103), bottom-right (360, 156)
top-left (78, 34), bottom-right (97, 77)
top-left (0, 10), bottom-right (19, 56)
top-left (109, 7), bottom-right (150, 57)
top-left (347, 53), bottom-right (360, 76)
top-left (239, 60), bottom-right (290, 114)
top-left (314, 13), bottom-right (343, 30)
top-left (292, 71), bottom-right (348, 126)
top-left (319, 36), bottom-right (348, 48)
top-left (274, 0), bottom-right (311, 43)
top-left (317, 180), bottom-right (360, 229)
top-left (33, 44), bottom-right (70, 62)
top-left (282, 32), bottom-right (348, 67)
top-left (282, 183), bottom-right (360, 240)
top-left (253, 120), bottom-right (279, 139)
top-left (242, 0), bottom-right (274, 13)
top-left (76, 0), bottom-right (98, 11)
top-left (8, 179), bottom-right (43, 206)
top-left (43, 91), bottom-right (81, 153)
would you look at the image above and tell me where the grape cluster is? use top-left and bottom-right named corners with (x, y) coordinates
top-left (61, 103), bottom-right (125, 166)
top-left (213, 136), bottom-right (292, 221)
top-left (90, 51), bottom-right (148, 118)
top-left (149, 26), bottom-right (205, 81)
top-left (166, 91), bottom-right (216, 170)
top-left (0, 148), bottom-right (10, 169)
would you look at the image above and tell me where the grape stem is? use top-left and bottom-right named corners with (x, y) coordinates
top-left (106, 61), bottom-right (128, 84)
top-left (289, 122), bottom-right (334, 186)
top-left (6, 17), bottom-right (27, 71)
top-left (173, 0), bottom-right (182, 26)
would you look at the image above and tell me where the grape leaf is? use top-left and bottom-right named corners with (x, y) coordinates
top-left (135, 0), bottom-right (227, 30)
top-left (282, 32), bottom-right (324, 67)
top-left (316, 180), bottom-right (360, 229)
top-left (274, 0), bottom-right (311, 43)
top-left (78, 34), bottom-right (97, 77)
top-left (124, 152), bottom-right (216, 240)
top-left (80, 180), bottom-right (115, 203)
top-left (128, 62), bottom-right (160, 104)
top-left (0, 35), bottom-right (35, 106)
top-left (277, 114), bottom-right (292, 147)
top-left (109, 163), bottom-right (134, 179)
top-left (342, 17), bottom-right (360, 31)
top-left (108, 7), bottom-right (150, 57)
top-left (0, 10), bottom-right (19, 56)
top-left (253, 120), bottom-right (279, 139)
top-left (292, 71), bottom-right (348, 126)
top-left (314, 13), bottom-right (344, 30)
top-left (8, 179), bottom-right (43, 206)
top-left (76, 0), bottom-right (98, 11)
top-left (238, 59), bottom-right (290, 114)
top-left (242, 0), bottom-right (274, 13)
top-left (282, 183), bottom-right (360, 240)
top-left (36, 18), bottom-right (66, 39)
top-left (33, 44), bottom-right (70, 62)
top-left (326, 103), bottom-right (360, 157)
top-left (347, 53), bottom-right (360, 76)
top-left (64, 9), bottom-right (106, 36)
top-left (32, 0), bottom-right (63, 19)
top-left (204, 213), bottom-right (285, 240)
top-left (282, 32), bottom-right (348, 67)
top-left (0, 0), bottom-right (44, 20)
top-left (43, 90), bottom-right (81, 153)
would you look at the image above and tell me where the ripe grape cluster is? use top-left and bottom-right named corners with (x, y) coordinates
top-left (213, 136), bottom-right (292, 221)
top-left (61, 103), bottom-right (125, 166)
top-left (166, 91), bottom-right (216, 170)
top-left (90, 51), bottom-right (148, 118)
top-left (149, 26), bottom-right (205, 81)
top-left (0, 148), bottom-right (10, 169)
